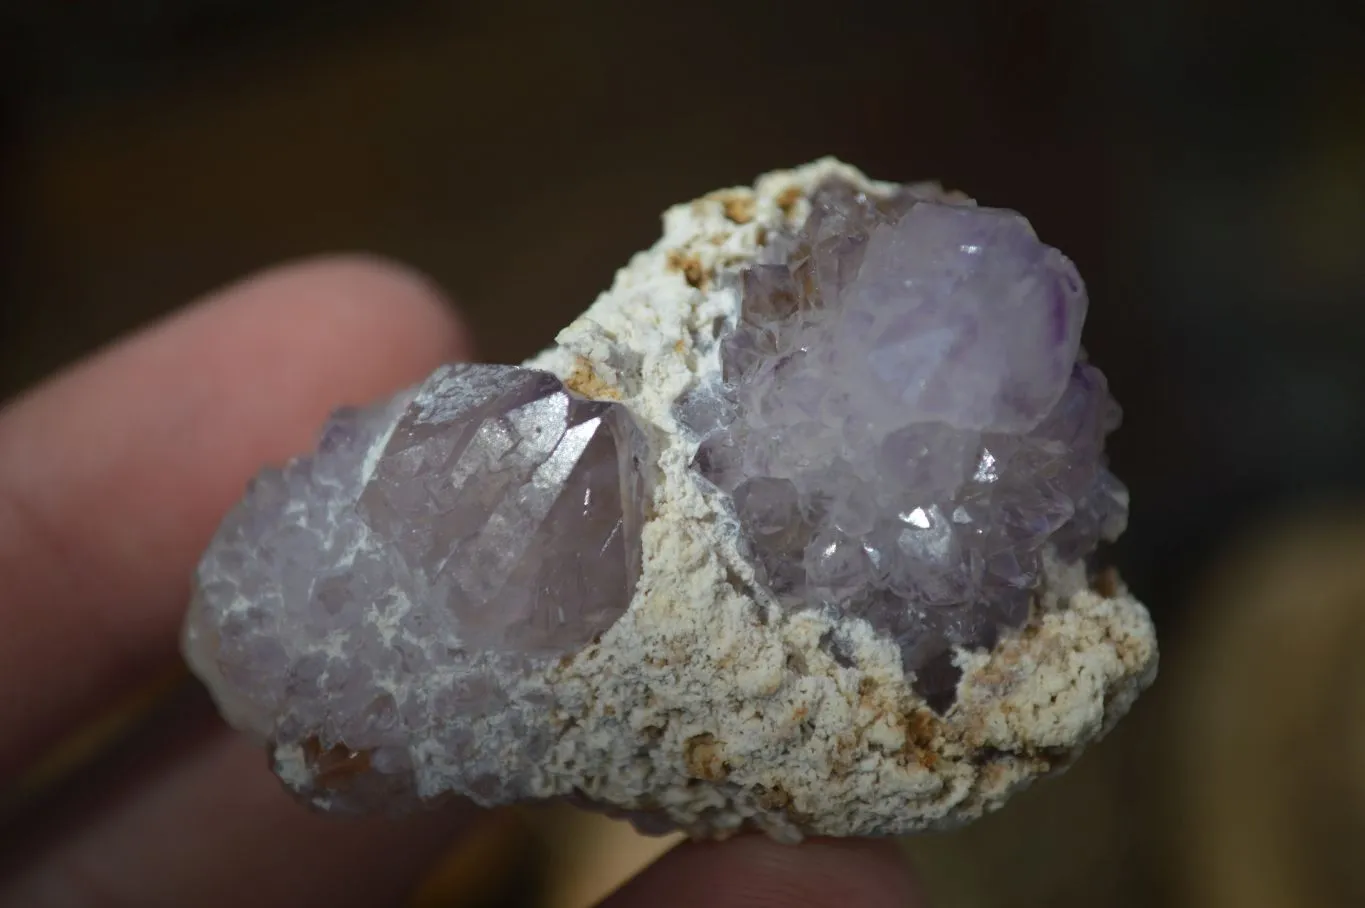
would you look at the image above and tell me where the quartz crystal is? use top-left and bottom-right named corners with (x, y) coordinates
top-left (683, 180), bottom-right (1128, 684)
top-left (184, 363), bottom-right (647, 807)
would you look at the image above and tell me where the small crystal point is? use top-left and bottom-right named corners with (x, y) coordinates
top-left (685, 179), bottom-right (1127, 684)
top-left (358, 364), bottom-right (646, 654)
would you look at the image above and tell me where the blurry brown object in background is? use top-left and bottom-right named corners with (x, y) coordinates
top-left (1175, 509), bottom-right (1365, 908)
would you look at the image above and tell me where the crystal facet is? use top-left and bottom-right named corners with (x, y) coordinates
top-left (185, 364), bottom-right (647, 805)
top-left (683, 181), bottom-right (1128, 678)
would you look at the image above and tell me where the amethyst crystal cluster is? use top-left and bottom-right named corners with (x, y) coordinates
top-left (683, 181), bottom-right (1128, 672)
top-left (185, 364), bottom-right (646, 805)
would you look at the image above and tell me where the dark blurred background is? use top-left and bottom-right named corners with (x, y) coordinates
top-left (3, 2), bottom-right (1364, 906)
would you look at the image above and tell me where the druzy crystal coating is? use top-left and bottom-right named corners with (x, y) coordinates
top-left (684, 181), bottom-right (1128, 674)
top-left (184, 364), bottom-right (647, 804)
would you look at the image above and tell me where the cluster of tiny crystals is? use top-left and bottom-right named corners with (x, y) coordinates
top-left (184, 363), bottom-right (647, 807)
top-left (680, 180), bottom-right (1128, 690)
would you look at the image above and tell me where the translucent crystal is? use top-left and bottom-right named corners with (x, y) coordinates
top-left (184, 364), bottom-right (648, 806)
top-left (685, 181), bottom-right (1128, 686)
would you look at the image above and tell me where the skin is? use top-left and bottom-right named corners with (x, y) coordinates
top-left (0, 256), bottom-right (926, 907)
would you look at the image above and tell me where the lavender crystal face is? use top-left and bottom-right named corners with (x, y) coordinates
top-left (184, 364), bottom-right (648, 807)
top-left (684, 181), bottom-right (1128, 682)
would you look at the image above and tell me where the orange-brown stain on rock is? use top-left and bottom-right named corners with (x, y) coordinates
top-left (1090, 565), bottom-right (1121, 598)
top-left (302, 737), bottom-right (373, 790)
top-left (965, 633), bottom-right (1034, 697)
top-left (776, 186), bottom-right (803, 217)
top-left (684, 732), bottom-right (729, 781)
top-left (564, 355), bottom-right (621, 400)
top-left (976, 751), bottom-right (1052, 790)
top-left (719, 194), bottom-right (756, 224)
top-left (902, 709), bottom-right (939, 750)
top-left (753, 784), bottom-right (814, 828)
top-left (898, 709), bottom-right (943, 770)
top-left (977, 757), bottom-right (1011, 790)
top-left (752, 783), bottom-right (792, 810)
top-left (665, 249), bottom-right (708, 288)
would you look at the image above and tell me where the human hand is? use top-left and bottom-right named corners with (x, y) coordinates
top-left (0, 257), bottom-right (925, 907)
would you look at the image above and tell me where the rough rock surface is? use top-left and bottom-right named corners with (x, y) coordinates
top-left (184, 158), bottom-right (1158, 840)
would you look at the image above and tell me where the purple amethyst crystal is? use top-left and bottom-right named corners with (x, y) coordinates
top-left (184, 363), bottom-right (648, 807)
top-left (683, 181), bottom-right (1128, 682)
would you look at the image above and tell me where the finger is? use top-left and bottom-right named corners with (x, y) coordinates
top-left (601, 835), bottom-right (927, 908)
top-left (0, 254), bottom-right (471, 778)
top-left (1, 715), bottom-right (482, 908)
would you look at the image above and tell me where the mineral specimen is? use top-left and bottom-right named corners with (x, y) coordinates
top-left (184, 159), bottom-right (1157, 839)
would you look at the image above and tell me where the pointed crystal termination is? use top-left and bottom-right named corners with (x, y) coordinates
top-left (683, 180), bottom-right (1128, 695)
top-left (184, 364), bottom-right (648, 807)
